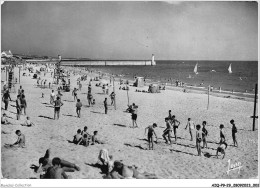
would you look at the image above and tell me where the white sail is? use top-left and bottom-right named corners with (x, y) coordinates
top-left (194, 63), bottom-right (198, 74)
top-left (228, 63), bottom-right (232, 74)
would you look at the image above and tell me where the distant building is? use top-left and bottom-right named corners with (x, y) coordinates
top-left (1, 50), bottom-right (13, 58)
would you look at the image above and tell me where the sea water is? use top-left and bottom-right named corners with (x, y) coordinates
top-left (74, 60), bottom-right (258, 93)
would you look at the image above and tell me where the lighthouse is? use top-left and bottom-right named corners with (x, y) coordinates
top-left (151, 54), bottom-right (156, 66)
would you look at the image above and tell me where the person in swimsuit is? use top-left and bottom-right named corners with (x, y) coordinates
top-left (230, 119), bottom-right (238, 147)
top-left (162, 118), bottom-right (172, 144)
top-left (104, 98), bottom-right (108, 114)
top-left (36, 149), bottom-right (80, 175)
top-left (53, 96), bottom-right (63, 120)
top-left (202, 121), bottom-right (208, 148)
top-left (76, 99), bottom-right (82, 118)
top-left (16, 95), bottom-right (21, 120)
top-left (131, 103), bottom-right (138, 128)
top-left (195, 124), bottom-right (202, 156)
top-left (8, 130), bottom-right (26, 148)
top-left (171, 115), bottom-right (180, 141)
top-left (216, 143), bottom-right (226, 159)
top-left (1, 113), bottom-right (11, 124)
top-left (92, 131), bottom-right (103, 145)
top-left (43, 158), bottom-right (69, 179)
top-left (72, 88), bottom-right (78, 101)
top-left (219, 124), bottom-right (228, 148)
top-left (73, 129), bottom-right (82, 145)
top-left (50, 90), bottom-right (56, 104)
top-left (20, 95), bottom-right (27, 115)
top-left (185, 118), bottom-right (195, 141)
top-left (2, 90), bottom-right (11, 111)
top-left (144, 123), bottom-right (158, 150)
top-left (110, 92), bottom-right (115, 105)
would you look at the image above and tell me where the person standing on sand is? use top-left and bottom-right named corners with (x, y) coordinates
top-left (219, 124), bottom-right (228, 148)
top-left (202, 121), bottom-right (208, 148)
top-left (195, 124), bottom-right (202, 156)
top-left (110, 92), bottom-right (115, 105)
top-left (53, 96), bottom-right (63, 120)
top-left (144, 123), bottom-right (158, 150)
top-left (168, 110), bottom-right (172, 119)
top-left (76, 99), bottom-right (82, 118)
top-left (162, 118), bottom-right (172, 144)
top-left (16, 95), bottom-right (21, 120)
top-left (72, 88), bottom-right (78, 101)
top-left (131, 103), bottom-right (138, 128)
top-left (230, 119), bottom-right (238, 147)
top-left (104, 98), bottom-right (108, 114)
top-left (50, 90), bottom-right (56, 104)
top-left (171, 115), bottom-right (180, 141)
top-left (20, 95), bottom-right (27, 115)
top-left (185, 118), bottom-right (195, 141)
top-left (2, 90), bottom-right (11, 111)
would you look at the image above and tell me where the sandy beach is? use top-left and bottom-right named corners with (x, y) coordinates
top-left (1, 66), bottom-right (258, 179)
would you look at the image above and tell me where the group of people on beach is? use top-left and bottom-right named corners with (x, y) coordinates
top-left (143, 109), bottom-right (238, 159)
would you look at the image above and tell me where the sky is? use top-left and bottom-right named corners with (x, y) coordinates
top-left (1, 1), bottom-right (258, 60)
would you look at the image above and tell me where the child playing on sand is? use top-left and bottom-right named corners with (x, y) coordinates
top-left (53, 96), bottom-right (63, 120)
top-left (79, 134), bottom-right (89, 146)
top-left (16, 95), bottom-right (21, 120)
top-left (76, 99), bottom-right (82, 118)
top-left (73, 129), bottom-right (82, 145)
top-left (230, 119), bottom-right (238, 147)
top-left (202, 121), bottom-right (208, 148)
top-left (195, 124), bottom-right (202, 156)
top-left (5, 130), bottom-right (25, 148)
top-left (21, 116), bottom-right (35, 127)
top-left (162, 118), bottom-right (172, 144)
top-left (144, 123), bottom-right (158, 150)
top-left (81, 126), bottom-right (91, 137)
top-left (185, 118), bottom-right (195, 141)
top-left (1, 113), bottom-right (11, 124)
top-left (171, 115), bottom-right (180, 141)
top-left (216, 142), bottom-right (227, 159)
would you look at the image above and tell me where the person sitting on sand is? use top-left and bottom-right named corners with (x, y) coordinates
top-left (185, 118), bottom-right (195, 141)
top-left (21, 116), bottom-right (35, 127)
top-left (98, 149), bottom-right (114, 175)
top-left (76, 99), bottom-right (82, 118)
top-left (79, 134), bottom-right (89, 147)
top-left (195, 124), bottom-right (202, 156)
top-left (1, 113), bottom-right (11, 124)
top-left (36, 149), bottom-right (80, 175)
top-left (6, 130), bottom-right (25, 148)
top-left (230, 119), bottom-right (238, 147)
top-left (73, 129), bottom-right (82, 145)
top-left (43, 158), bottom-right (69, 179)
top-left (162, 118), bottom-right (172, 144)
top-left (81, 126), bottom-right (91, 137)
top-left (144, 123), bottom-right (158, 150)
top-left (92, 131), bottom-right (103, 145)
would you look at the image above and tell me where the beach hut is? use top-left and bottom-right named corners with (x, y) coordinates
top-left (133, 77), bottom-right (144, 87)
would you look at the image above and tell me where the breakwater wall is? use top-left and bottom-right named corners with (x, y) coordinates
top-left (61, 60), bottom-right (156, 66)
top-left (25, 59), bottom-right (156, 66)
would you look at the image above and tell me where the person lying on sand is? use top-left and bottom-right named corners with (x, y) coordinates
top-left (21, 116), bottom-right (35, 127)
top-left (35, 149), bottom-right (80, 175)
top-left (42, 157), bottom-right (70, 179)
top-left (110, 161), bottom-right (157, 179)
top-left (1, 113), bottom-right (11, 125)
top-left (5, 130), bottom-right (26, 148)
top-left (73, 129), bottom-right (82, 145)
top-left (98, 149), bottom-right (114, 175)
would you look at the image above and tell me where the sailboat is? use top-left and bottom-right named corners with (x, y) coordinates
top-left (228, 63), bottom-right (232, 74)
top-left (194, 63), bottom-right (198, 74)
